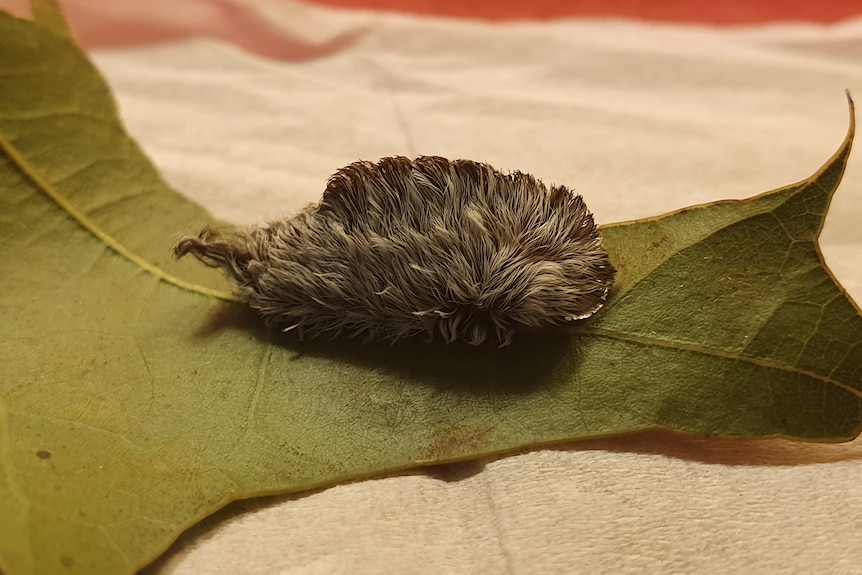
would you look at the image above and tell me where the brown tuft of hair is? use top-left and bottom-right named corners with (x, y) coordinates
top-left (175, 156), bottom-right (615, 346)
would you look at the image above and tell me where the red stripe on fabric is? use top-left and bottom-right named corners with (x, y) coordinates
top-left (305, 0), bottom-right (862, 24)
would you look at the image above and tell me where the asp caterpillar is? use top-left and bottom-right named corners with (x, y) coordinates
top-left (175, 156), bottom-right (615, 346)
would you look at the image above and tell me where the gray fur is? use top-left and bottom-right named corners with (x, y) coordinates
top-left (175, 156), bottom-right (615, 346)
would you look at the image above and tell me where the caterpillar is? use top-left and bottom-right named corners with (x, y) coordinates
top-left (175, 155), bottom-right (615, 346)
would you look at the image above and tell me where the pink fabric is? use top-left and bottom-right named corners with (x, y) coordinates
top-left (4, 0), bottom-right (862, 58)
top-left (1, 0), bottom-right (360, 59)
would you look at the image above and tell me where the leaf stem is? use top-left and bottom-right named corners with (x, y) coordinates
top-left (0, 132), bottom-right (241, 303)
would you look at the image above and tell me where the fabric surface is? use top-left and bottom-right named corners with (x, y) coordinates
top-left (25, 0), bottom-right (862, 572)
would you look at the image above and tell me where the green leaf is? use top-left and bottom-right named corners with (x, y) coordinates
top-left (1, 2), bottom-right (860, 574)
top-left (594, 110), bottom-right (860, 438)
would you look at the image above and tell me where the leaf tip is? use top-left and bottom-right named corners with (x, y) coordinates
top-left (30, 0), bottom-right (72, 36)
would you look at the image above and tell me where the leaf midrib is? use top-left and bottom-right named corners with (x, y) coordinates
top-left (582, 326), bottom-right (861, 398)
top-left (0, 130), bottom-right (240, 303)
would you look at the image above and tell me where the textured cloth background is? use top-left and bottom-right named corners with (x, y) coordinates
top-left (18, 0), bottom-right (862, 572)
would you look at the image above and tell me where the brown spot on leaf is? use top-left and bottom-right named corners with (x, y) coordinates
top-left (650, 234), bottom-right (670, 250)
top-left (36, 450), bottom-right (52, 460)
top-left (59, 555), bottom-right (76, 568)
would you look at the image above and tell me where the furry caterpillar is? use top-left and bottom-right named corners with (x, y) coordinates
top-left (175, 156), bottom-right (615, 346)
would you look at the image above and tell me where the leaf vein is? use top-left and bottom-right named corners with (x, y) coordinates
top-left (0, 131), bottom-right (240, 303)
top-left (584, 327), bottom-right (861, 398)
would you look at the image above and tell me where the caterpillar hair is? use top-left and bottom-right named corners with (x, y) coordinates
top-left (175, 156), bottom-right (616, 346)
